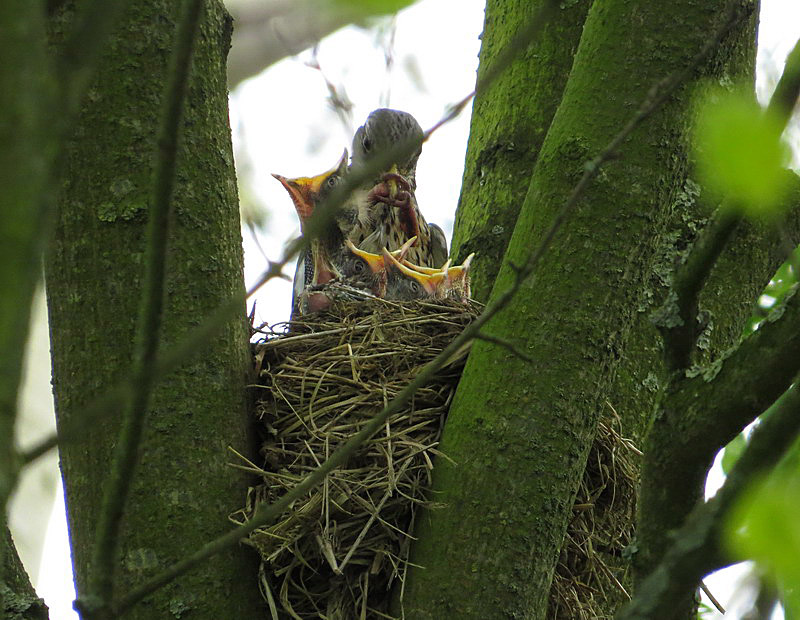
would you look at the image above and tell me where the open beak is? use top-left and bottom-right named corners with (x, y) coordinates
top-left (272, 173), bottom-right (314, 221)
top-left (345, 239), bottom-right (385, 274)
top-left (273, 152), bottom-right (347, 222)
top-left (311, 240), bottom-right (339, 286)
top-left (403, 257), bottom-right (451, 276)
top-left (383, 247), bottom-right (442, 296)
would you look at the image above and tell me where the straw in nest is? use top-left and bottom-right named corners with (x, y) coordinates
top-left (238, 298), bottom-right (478, 619)
top-left (235, 297), bottom-right (641, 619)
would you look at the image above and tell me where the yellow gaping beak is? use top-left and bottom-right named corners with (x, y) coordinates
top-left (272, 151), bottom-right (347, 222)
top-left (345, 239), bottom-right (385, 274)
top-left (272, 173), bottom-right (314, 221)
top-left (402, 257), bottom-right (451, 275)
top-left (383, 247), bottom-right (442, 295)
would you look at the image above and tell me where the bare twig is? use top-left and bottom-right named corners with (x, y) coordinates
top-left (1, 0), bottom-right (128, 515)
top-left (424, 0), bottom-right (560, 141)
top-left (765, 36), bottom-right (800, 127)
top-left (700, 581), bottom-right (726, 615)
top-left (661, 209), bottom-right (741, 371)
top-left (473, 332), bottom-right (534, 364)
top-left (78, 0), bottom-right (205, 615)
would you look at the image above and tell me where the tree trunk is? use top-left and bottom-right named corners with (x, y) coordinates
top-left (45, 1), bottom-right (261, 617)
top-left (403, 2), bottom-right (757, 618)
top-left (450, 0), bottom-right (592, 302)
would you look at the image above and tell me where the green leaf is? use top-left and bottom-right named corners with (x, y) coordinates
top-left (331, 0), bottom-right (416, 17)
top-left (694, 88), bottom-right (790, 217)
top-left (726, 467), bottom-right (800, 617)
top-left (721, 432), bottom-right (747, 475)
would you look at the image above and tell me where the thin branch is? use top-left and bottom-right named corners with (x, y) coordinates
top-left (660, 209), bottom-right (741, 371)
top-left (765, 36), bottom-right (800, 127)
top-left (2, 0), bottom-right (128, 520)
top-left (700, 581), bottom-right (726, 615)
top-left (620, 384), bottom-right (800, 620)
top-left (473, 332), bottom-right (534, 364)
top-left (79, 0), bottom-right (205, 615)
top-left (424, 0), bottom-right (560, 140)
top-left (660, 32), bottom-right (800, 372)
top-left (109, 9), bottom-right (747, 611)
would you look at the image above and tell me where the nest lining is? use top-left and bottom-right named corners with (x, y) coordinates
top-left (237, 298), bottom-right (640, 619)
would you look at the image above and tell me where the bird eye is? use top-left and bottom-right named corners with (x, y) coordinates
top-left (327, 175), bottom-right (338, 187)
top-left (409, 281), bottom-right (421, 295)
top-left (362, 135), bottom-right (372, 152)
top-left (352, 259), bottom-right (365, 274)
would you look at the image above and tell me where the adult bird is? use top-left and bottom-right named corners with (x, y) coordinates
top-left (348, 108), bottom-right (449, 268)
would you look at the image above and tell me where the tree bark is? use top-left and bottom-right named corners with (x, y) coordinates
top-left (450, 0), bottom-right (592, 302)
top-left (403, 2), bottom-right (757, 618)
top-left (1, 527), bottom-right (48, 620)
top-left (45, 1), bottom-right (261, 617)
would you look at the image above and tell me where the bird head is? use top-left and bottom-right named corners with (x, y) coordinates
top-left (342, 236), bottom-right (418, 297)
top-left (351, 109), bottom-right (424, 188)
top-left (442, 253), bottom-right (475, 302)
top-left (382, 246), bottom-right (443, 300)
top-left (273, 150), bottom-right (348, 225)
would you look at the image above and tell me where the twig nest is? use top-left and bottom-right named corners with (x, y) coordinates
top-left (240, 298), bottom-right (479, 619)
top-left (236, 297), bottom-right (640, 619)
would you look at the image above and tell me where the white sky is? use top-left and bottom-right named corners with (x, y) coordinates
top-left (27, 1), bottom-right (800, 618)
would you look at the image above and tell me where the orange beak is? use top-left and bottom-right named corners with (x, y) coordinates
top-left (383, 247), bottom-right (442, 296)
top-left (272, 151), bottom-right (348, 223)
top-left (345, 239), bottom-right (385, 274)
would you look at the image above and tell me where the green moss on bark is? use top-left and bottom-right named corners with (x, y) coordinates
top-left (403, 2), bottom-right (756, 618)
top-left (45, 1), bottom-right (260, 617)
top-left (450, 0), bottom-right (593, 302)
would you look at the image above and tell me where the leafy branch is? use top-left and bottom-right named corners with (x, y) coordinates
top-left (639, 32), bottom-right (800, 581)
top-left (621, 384), bottom-right (800, 620)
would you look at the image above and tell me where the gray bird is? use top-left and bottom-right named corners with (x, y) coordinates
top-left (347, 108), bottom-right (449, 269)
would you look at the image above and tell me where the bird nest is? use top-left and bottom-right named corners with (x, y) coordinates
top-left (235, 298), bottom-right (640, 619)
top-left (548, 413), bottom-right (640, 619)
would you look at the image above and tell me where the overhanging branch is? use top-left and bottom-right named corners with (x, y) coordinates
top-left (621, 384), bottom-right (800, 620)
top-left (659, 35), bottom-right (800, 372)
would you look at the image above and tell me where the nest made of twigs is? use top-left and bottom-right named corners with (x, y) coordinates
top-left (235, 297), bottom-right (640, 619)
top-left (549, 411), bottom-right (641, 619)
top-left (238, 298), bottom-right (478, 619)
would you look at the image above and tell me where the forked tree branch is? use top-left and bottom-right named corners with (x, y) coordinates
top-left (660, 35), bottom-right (800, 371)
top-left (621, 384), bottom-right (800, 620)
top-left (639, 33), bottom-right (800, 579)
top-left (107, 4), bottom-right (753, 613)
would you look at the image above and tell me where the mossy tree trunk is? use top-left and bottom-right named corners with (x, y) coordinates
top-left (403, 2), bottom-right (759, 618)
top-left (45, 1), bottom-right (262, 617)
top-left (450, 0), bottom-right (592, 302)
top-left (6, 0), bottom-right (788, 617)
